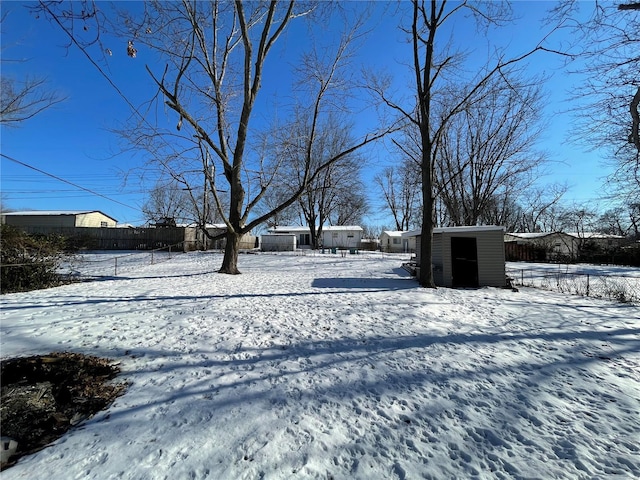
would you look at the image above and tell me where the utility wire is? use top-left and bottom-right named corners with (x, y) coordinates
top-left (1, 153), bottom-right (140, 211)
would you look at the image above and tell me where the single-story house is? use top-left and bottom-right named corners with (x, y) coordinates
top-left (567, 232), bottom-right (627, 251)
top-left (504, 232), bottom-right (627, 261)
top-left (2, 210), bottom-right (117, 228)
top-left (380, 230), bottom-right (416, 253)
top-left (268, 225), bottom-right (363, 250)
top-left (504, 232), bottom-right (573, 261)
top-left (403, 226), bottom-right (506, 288)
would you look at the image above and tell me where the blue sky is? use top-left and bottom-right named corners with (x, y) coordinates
top-left (1, 1), bottom-right (610, 227)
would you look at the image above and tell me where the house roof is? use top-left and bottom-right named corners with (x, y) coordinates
top-left (505, 232), bottom-right (559, 240)
top-left (179, 223), bottom-right (227, 229)
top-left (566, 232), bottom-right (626, 240)
top-left (3, 210), bottom-right (118, 223)
top-left (381, 230), bottom-right (405, 237)
top-left (402, 225), bottom-right (505, 237)
top-left (270, 225), bottom-right (363, 232)
top-left (505, 231), bottom-right (626, 240)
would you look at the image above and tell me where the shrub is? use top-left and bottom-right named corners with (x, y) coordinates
top-left (1, 225), bottom-right (67, 293)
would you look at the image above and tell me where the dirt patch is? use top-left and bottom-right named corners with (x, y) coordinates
top-left (1, 352), bottom-right (126, 470)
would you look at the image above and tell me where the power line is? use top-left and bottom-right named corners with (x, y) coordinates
top-left (1, 153), bottom-right (141, 212)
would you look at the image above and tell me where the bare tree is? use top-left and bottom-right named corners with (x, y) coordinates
top-left (434, 74), bottom-right (547, 227)
top-left (141, 180), bottom-right (192, 226)
top-left (517, 183), bottom-right (568, 233)
top-left (595, 201), bottom-right (640, 239)
top-left (478, 193), bottom-right (523, 232)
top-left (276, 114), bottom-right (369, 248)
top-left (552, 1), bottom-right (640, 200)
top-left (0, 11), bottom-right (65, 125)
top-left (370, 0), bottom-right (558, 287)
top-left (374, 159), bottom-right (421, 231)
top-left (328, 187), bottom-right (368, 227)
top-left (0, 76), bottom-right (65, 125)
top-left (37, 1), bottom-right (393, 273)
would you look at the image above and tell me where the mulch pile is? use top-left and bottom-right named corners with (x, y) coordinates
top-left (1, 352), bottom-right (126, 470)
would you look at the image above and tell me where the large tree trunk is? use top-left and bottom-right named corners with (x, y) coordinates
top-left (630, 86), bottom-right (640, 152)
top-left (419, 147), bottom-right (436, 288)
top-left (219, 230), bottom-right (241, 275)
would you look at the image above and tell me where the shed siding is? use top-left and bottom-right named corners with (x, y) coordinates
top-left (432, 233), bottom-right (444, 286)
top-left (439, 230), bottom-right (505, 287)
top-left (475, 230), bottom-right (506, 287)
top-left (405, 227), bottom-right (505, 288)
top-left (261, 234), bottom-right (297, 252)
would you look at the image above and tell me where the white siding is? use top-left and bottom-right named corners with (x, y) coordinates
top-left (75, 212), bottom-right (117, 227)
top-left (261, 234), bottom-right (297, 252)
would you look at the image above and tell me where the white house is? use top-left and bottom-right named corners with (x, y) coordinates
top-left (268, 226), bottom-right (363, 250)
top-left (567, 232), bottom-right (627, 251)
top-left (380, 231), bottom-right (416, 253)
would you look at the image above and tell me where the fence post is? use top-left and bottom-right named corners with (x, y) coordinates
top-left (586, 274), bottom-right (590, 297)
top-left (521, 269), bottom-right (524, 286)
top-left (151, 251), bottom-right (154, 265)
top-left (114, 257), bottom-right (118, 276)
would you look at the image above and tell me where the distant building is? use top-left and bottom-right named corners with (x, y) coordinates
top-left (260, 233), bottom-right (297, 252)
top-left (268, 226), bottom-right (363, 249)
top-left (504, 231), bottom-right (627, 261)
top-left (504, 232), bottom-right (573, 261)
top-left (380, 230), bottom-right (416, 253)
top-left (2, 210), bottom-right (117, 228)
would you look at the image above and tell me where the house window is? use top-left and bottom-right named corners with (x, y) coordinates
top-left (332, 232), bottom-right (339, 239)
top-left (299, 233), bottom-right (310, 246)
top-left (347, 234), bottom-right (354, 238)
top-left (393, 238), bottom-right (401, 244)
top-left (100, 221), bottom-right (108, 227)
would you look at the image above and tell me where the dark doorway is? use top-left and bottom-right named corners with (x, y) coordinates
top-left (451, 237), bottom-right (479, 287)
top-left (299, 233), bottom-right (310, 246)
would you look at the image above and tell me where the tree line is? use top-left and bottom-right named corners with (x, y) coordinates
top-left (3, 1), bottom-right (638, 286)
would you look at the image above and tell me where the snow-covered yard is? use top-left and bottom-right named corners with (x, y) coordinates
top-left (1, 252), bottom-right (639, 479)
top-left (507, 262), bottom-right (640, 304)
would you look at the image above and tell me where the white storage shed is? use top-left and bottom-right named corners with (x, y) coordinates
top-left (403, 226), bottom-right (506, 288)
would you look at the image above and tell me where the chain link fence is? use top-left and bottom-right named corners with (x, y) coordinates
top-left (57, 245), bottom-right (185, 280)
top-left (507, 264), bottom-right (640, 304)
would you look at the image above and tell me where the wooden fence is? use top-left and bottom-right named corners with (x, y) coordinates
top-left (14, 226), bottom-right (195, 251)
top-left (13, 226), bottom-right (258, 252)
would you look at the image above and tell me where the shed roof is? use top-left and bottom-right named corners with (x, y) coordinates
top-left (402, 225), bottom-right (505, 237)
top-left (505, 231), bottom-right (625, 240)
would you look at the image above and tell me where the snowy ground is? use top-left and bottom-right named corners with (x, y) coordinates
top-left (506, 262), bottom-right (640, 304)
top-left (60, 250), bottom-right (178, 279)
top-left (1, 251), bottom-right (639, 479)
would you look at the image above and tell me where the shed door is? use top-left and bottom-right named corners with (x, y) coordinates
top-left (451, 237), bottom-right (479, 287)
